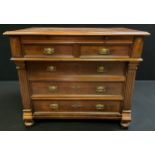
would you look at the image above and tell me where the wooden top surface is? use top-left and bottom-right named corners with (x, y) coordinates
top-left (3, 27), bottom-right (150, 36)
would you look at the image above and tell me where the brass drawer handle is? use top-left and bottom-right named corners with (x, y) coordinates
top-left (47, 66), bottom-right (56, 72)
top-left (99, 48), bottom-right (110, 55)
top-left (96, 86), bottom-right (106, 93)
top-left (49, 103), bottom-right (59, 110)
top-left (48, 85), bottom-right (58, 92)
top-left (43, 48), bottom-right (55, 55)
top-left (97, 66), bottom-right (104, 73)
top-left (96, 104), bottom-right (104, 110)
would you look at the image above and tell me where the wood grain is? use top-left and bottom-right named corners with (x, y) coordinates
top-left (27, 61), bottom-right (126, 78)
top-left (80, 44), bottom-right (131, 58)
top-left (11, 57), bottom-right (143, 62)
top-left (31, 94), bottom-right (123, 100)
top-left (30, 81), bottom-right (124, 96)
top-left (10, 36), bottom-right (22, 57)
top-left (4, 27), bottom-right (150, 36)
top-left (23, 44), bottom-right (74, 58)
top-left (33, 100), bottom-right (121, 112)
top-left (4, 27), bottom-right (149, 127)
top-left (33, 112), bottom-right (121, 120)
top-left (15, 62), bottom-right (31, 109)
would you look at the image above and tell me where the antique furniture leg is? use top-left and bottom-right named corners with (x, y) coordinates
top-left (23, 109), bottom-right (34, 126)
top-left (121, 62), bottom-right (138, 128)
top-left (16, 62), bottom-right (34, 127)
top-left (4, 28), bottom-right (150, 128)
top-left (121, 110), bottom-right (131, 128)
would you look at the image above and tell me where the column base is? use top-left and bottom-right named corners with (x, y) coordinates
top-left (120, 110), bottom-right (131, 128)
top-left (23, 109), bottom-right (34, 127)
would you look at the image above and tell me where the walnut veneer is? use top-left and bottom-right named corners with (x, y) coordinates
top-left (4, 27), bottom-right (150, 128)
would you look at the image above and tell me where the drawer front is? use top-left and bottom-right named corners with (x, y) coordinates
top-left (31, 81), bottom-right (123, 95)
top-left (33, 100), bottom-right (121, 112)
top-left (28, 62), bottom-right (126, 79)
top-left (80, 45), bottom-right (131, 58)
top-left (22, 45), bottom-right (74, 57)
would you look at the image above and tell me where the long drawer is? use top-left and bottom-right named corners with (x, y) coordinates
top-left (27, 62), bottom-right (126, 80)
top-left (33, 100), bottom-right (121, 112)
top-left (30, 81), bottom-right (123, 96)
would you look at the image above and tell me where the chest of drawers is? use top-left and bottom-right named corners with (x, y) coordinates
top-left (4, 27), bottom-right (150, 128)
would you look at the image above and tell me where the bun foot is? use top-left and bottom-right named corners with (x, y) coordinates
top-left (120, 121), bottom-right (130, 128)
top-left (121, 110), bottom-right (131, 128)
top-left (24, 120), bottom-right (34, 127)
top-left (23, 109), bottom-right (34, 127)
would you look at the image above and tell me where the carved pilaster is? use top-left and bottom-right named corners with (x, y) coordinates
top-left (121, 62), bottom-right (139, 127)
top-left (15, 61), bottom-right (33, 126)
top-left (15, 62), bottom-right (31, 109)
top-left (132, 37), bottom-right (144, 58)
top-left (10, 36), bottom-right (22, 57)
top-left (124, 62), bottom-right (139, 110)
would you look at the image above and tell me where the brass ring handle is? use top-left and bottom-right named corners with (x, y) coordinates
top-left (97, 66), bottom-right (104, 73)
top-left (96, 86), bottom-right (106, 93)
top-left (49, 103), bottom-right (59, 110)
top-left (96, 104), bottom-right (104, 110)
top-left (47, 66), bottom-right (56, 72)
top-left (99, 48), bottom-right (110, 55)
top-left (48, 85), bottom-right (58, 92)
top-left (43, 48), bottom-right (55, 55)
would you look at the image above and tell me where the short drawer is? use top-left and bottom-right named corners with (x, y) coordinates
top-left (22, 44), bottom-right (74, 58)
top-left (30, 81), bottom-right (123, 96)
top-left (27, 62), bottom-right (126, 79)
top-left (33, 100), bottom-right (121, 112)
top-left (80, 45), bottom-right (131, 58)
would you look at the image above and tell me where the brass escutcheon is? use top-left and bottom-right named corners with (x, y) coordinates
top-left (43, 48), bottom-right (55, 55)
top-left (49, 103), bottom-right (59, 110)
top-left (96, 86), bottom-right (106, 93)
top-left (48, 85), bottom-right (58, 92)
top-left (96, 104), bottom-right (105, 110)
top-left (97, 66), bottom-right (104, 73)
top-left (99, 48), bottom-right (110, 55)
top-left (47, 66), bottom-right (56, 72)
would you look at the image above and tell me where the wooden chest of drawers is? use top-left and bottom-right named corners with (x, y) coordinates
top-left (4, 27), bottom-right (150, 128)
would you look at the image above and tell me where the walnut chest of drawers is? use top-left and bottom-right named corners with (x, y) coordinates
top-left (4, 27), bottom-right (150, 128)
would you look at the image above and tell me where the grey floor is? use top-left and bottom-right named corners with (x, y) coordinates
top-left (0, 81), bottom-right (154, 131)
